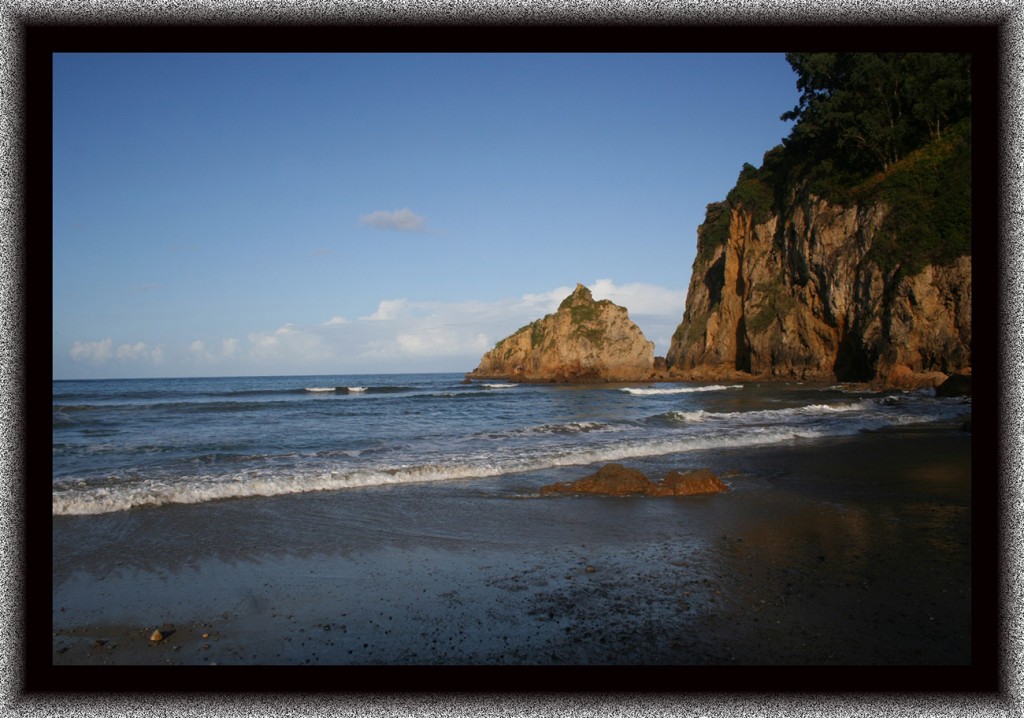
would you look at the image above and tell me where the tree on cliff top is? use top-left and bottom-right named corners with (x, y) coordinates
top-left (775, 52), bottom-right (972, 275)
top-left (696, 52), bottom-right (972, 277)
top-left (780, 52), bottom-right (970, 175)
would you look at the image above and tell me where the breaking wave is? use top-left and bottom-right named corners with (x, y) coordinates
top-left (53, 374), bottom-right (971, 516)
top-left (304, 385), bottom-right (408, 395)
top-left (477, 420), bottom-right (614, 440)
top-left (51, 425), bottom-right (825, 516)
top-left (662, 400), bottom-right (874, 423)
top-left (619, 384), bottom-right (744, 396)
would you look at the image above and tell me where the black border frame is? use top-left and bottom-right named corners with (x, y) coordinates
top-left (9, 15), bottom-right (1013, 711)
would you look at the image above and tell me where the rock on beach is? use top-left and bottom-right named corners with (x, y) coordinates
top-left (650, 468), bottom-right (729, 496)
top-left (540, 463), bottom-right (728, 497)
top-left (935, 372), bottom-right (972, 397)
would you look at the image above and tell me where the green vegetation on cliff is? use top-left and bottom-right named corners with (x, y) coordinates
top-left (697, 52), bottom-right (971, 277)
top-left (696, 162), bottom-right (776, 263)
top-left (556, 285), bottom-right (613, 347)
top-left (866, 118), bottom-right (971, 274)
top-left (530, 321), bottom-right (546, 349)
top-left (486, 286), bottom-right (614, 359)
top-left (747, 279), bottom-right (797, 335)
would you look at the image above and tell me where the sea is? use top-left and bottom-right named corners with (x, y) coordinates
top-left (50, 372), bottom-right (980, 668)
top-left (51, 372), bottom-right (973, 517)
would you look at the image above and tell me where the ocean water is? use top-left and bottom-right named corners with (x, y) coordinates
top-left (51, 373), bottom-right (973, 517)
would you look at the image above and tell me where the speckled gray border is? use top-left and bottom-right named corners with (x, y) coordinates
top-left (3, 1), bottom-right (1021, 716)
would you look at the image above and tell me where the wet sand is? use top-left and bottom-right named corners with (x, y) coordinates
top-left (51, 424), bottom-right (978, 681)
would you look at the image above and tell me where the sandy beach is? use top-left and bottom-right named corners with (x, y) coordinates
top-left (50, 420), bottom-right (979, 686)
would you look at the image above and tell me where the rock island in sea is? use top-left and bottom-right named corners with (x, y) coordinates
top-left (467, 283), bottom-right (662, 383)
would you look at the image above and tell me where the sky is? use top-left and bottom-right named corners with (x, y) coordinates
top-left (53, 52), bottom-right (800, 380)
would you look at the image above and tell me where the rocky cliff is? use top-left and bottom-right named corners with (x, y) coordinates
top-left (665, 197), bottom-right (971, 388)
top-left (469, 284), bottom-right (656, 383)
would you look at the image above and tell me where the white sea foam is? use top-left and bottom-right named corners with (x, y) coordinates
top-left (51, 384), bottom-right (970, 516)
top-left (305, 387), bottom-right (336, 393)
top-left (478, 420), bottom-right (616, 440)
top-left (620, 384), bottom-right (744, 396)
top-left (50, 424), bottom-right (833, 516)
top-left (533, 420), bottom-right (607, 434)
top-left (667, 410), bottom-right (710, 423)
top-left (348, 386), bottom-right (368, 393)
top-left (665, 400), bottom-right (873, 424)
top-left (482, 383), bottom-right (518, 389)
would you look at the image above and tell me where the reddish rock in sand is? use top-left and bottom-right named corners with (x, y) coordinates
top-left (540, 463), bottom-right (728, 497)
top-left (647, 468), bottom-right (729, 496)
top-left (540, 464), bottom-right (651, 496)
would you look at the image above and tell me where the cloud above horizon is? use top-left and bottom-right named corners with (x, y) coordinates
top-left (589, 278), bottom-right (686, 318)
top-left (63, 279), bottom-right (687, 377)
top-left (360, 298), bottom-right (411, 321)
top-left (246, 324), bottom-right (334, 364)
top-left (70, 337), bottom-right (113, 363)
top-left (510, 279), bottom-right (685, 322)
top-left (358, 208), bottom-right (427, 232)
top-left (71, 338), bottom-right (164, 365)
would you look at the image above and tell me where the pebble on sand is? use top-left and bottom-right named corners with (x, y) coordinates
top-left (149, 629), bottom-right (164, 642)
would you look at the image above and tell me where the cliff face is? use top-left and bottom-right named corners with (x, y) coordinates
top-left (470, 284), bottom-right (656, 383)
top-left (665, 198), bottom-right (971, 387)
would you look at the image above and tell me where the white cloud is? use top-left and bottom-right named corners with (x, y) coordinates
top-left (77, 279), bottom-right (685, 377)
top-left (515, 286), bottom-right (575, 314)
top-left (395, 332), bottom-right (442, 355)
top-left (395, 329), bottom-right (491, 357)
top-left (189, 340), bottom-right (217, 363)
top-left (589, 278), bottom-right (686, 317)
top-left (246, 324), bottom-right (332, 363)
top-left (359, 208), bottom-right (427, 232)
top-left (70, 338), bottom-right (113, 363)
top-left (497, 279), bottom-right (686, 325)
top-left (185, 337), bottom-right (239, 366)
top-left (116, 342), bottom-right (149, 360)
top-left (70, 337), bottom-right (166, 365)
top-left (360, 298), bottom-right (410, 321)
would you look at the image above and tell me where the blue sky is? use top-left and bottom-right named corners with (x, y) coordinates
top-left (53, 52), bottom-right (799, 379)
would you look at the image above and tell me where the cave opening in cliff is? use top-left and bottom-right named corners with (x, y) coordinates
top-left (832, 333), bottom-right (875, 381)
top-left (735, 316), bottom-right (752, 373)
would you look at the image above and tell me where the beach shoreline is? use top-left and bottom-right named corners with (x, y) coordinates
top-left (52, 422), bottom-right (974, 671)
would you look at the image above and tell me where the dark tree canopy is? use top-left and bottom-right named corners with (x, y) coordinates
top-left (780, 52), bottom-right (970, 174)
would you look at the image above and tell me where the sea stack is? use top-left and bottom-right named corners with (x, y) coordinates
top-left (468, 284), bottom-right (656, 383)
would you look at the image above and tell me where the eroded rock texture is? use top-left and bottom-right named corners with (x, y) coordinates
top-left (666, 199), bottom-right (971, 388)
top-left (469, 284), bottom-right (656, 383)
